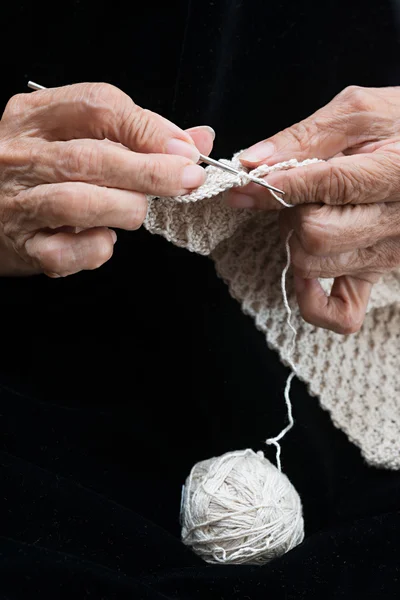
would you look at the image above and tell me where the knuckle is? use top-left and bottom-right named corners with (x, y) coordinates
top-left (81, 145), bottom-right (103, 178)
top-left (291, 249), bottom-right (316, 279)
top-left (85, 82), bottom-right (121, 110)
top-left (42, 183), bottom-right (95, 227)
top-left (365, 153), bottom-right (398, 198)
top-left (297, 208), bottom-right (328, 255)
top-left (298, 303), bottom-right (363, 335)
top-left (36, 238), bottom-right (64, 273)
top-left (70, 185), bottom-right (100, 226)
top-left (128, 108), bottom-right (157, 148)
top-left (126, 195), bottom-right (148, 230)
top-left (91, 235), bottom-right (113, 269)
top-left (323, 166), bottom-right (357, 205)
top-left (86, 82), bottom-right (121, 101)
top-left (142, 156), bottom-right (180, 193)
top-left (283, 120), bottom-right (319, 151)
top-left (36, 185), bottom-right (66, 225)
top-left (292, 264), bottom-right (314, 280)
top-left (57, 183), bottom-right (89, 223)
top-left (0, 139), bottom-right (47, 193)
top-left (4, 182), bottom-right (48, 232)
top-left (146, 157), bottom-right (163, 189)
top-left (62, 142), bottom-right (103, 179)
top-left (339, 85), bottom-right (372, 112)
top-left (25, 139), bottom-right (45, 166)
top-left (4, 93), bottom-right (31, 118)
top-left (74, 82), bottom-right (123, 134)
top-left (338, 310), bottom-right (364, 335)
top-left (4, 192), bottom-right (33, 231)
top-left (325, 168), bottom-right (343, 204)
top-left (61, 142), bottom-right (83, 176)
top-left (278, 170), bottom-right (307, 204)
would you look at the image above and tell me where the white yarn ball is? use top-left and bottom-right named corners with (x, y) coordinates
top-left (180, 449), bottom-right (304, 565)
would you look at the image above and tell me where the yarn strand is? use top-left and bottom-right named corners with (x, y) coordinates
top-left (180, 229), bottom-right (306, 565)
top-left (266, 230), bottom-right (297, 471)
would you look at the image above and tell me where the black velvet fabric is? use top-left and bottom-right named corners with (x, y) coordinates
top-left (0, 1), bottom-right (400, 598)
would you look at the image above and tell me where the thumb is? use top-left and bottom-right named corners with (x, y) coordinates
top-left (239, 86), bottom-right (376, 167)
top-left (186, 125), bottom-right (215, 158)
top-left (294, 274), bottom-right (372, 335)
top-left (239, 116), bottom-right (346, 168)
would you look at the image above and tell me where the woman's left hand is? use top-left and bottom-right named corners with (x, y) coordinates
top-left (225, 86), bottom-right (400, 334)
top-left (278, 202), bottom-right (400, 334)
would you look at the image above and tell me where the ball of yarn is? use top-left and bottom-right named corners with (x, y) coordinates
top-left (180, 449), bottom-right (304, 565)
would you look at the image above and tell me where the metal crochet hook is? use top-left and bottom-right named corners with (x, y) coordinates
top-left (197, 153), bottom-right (286, 200)
top-left (27, 81), bottom-right (287, 205)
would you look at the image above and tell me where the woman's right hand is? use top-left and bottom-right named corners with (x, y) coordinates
top-left (0, 82), bottom-right (212, 277)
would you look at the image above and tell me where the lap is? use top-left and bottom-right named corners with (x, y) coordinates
top-left (1, 231), bottom-right (399, 599)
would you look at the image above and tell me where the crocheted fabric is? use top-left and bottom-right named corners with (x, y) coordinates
top-left (144, 153), bottom-right (400, 470)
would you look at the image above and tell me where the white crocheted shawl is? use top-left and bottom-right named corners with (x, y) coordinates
top-left (144, 154), bottom-right (400, 469)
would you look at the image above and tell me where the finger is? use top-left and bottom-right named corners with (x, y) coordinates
top-left (279, 202), bottom-right (400, 257)
top-left (9, 83), bottom-right (200, 161)
top-left (226, 147), bottom-right (400, 210)
top-left (28, 139), bottom-right (206, 196)
top-left (343, 137), bottom-right (400, 155)
top-left (186, 126), bottom-right (215, 158)
top-left (24, 227), bottom-right (117, 277)
top-left (102, 125), bottom-right (217, 157)
top-left (10, 182), bottom-right (148, 232)
top-left (294, 274), bottom-right (372, 334)
top-left (281, 225), bottom-right (400, 281)
top-left (286, 232), bottom-right (362, 280)
top-left (239, 85), bottom-right (397, 167)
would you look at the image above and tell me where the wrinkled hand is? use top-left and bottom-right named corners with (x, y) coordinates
top-left (0, 83), bottom-right (213, 277)
top-left (226, 86), bottom-right (400, 334)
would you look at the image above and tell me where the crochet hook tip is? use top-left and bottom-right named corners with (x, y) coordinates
top-left (248, 175), bottom-right (286, 196)
top-left (250, 176), bottom-right (286, 196)
top-left (27, 81), bottom-right (45, 91)
top-left (199, 153), bottom-right (285, 196)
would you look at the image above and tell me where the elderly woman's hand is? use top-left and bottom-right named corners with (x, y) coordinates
top-left (0, 83), bottom-right (213, 277)
top-left (226, 86), bottom-right (400, 334)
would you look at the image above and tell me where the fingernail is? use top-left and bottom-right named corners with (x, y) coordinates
top-left (181, 164), bottom-right (206, 189)
top-left (225, 191), bottom-right (256, 209)
top-left (198, 125), bottom-right (216, 140)
top-left (110, 230), bottom-right (117, 244)
top-left (294, 275), bottom-right (306, 294)
top-left (240, 141), bottom-right (275, 163)
top-left (166, 138), bottom-right (200, 162)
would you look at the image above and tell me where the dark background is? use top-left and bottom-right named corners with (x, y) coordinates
top-left (0, 1), bottom-right (400, 598)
